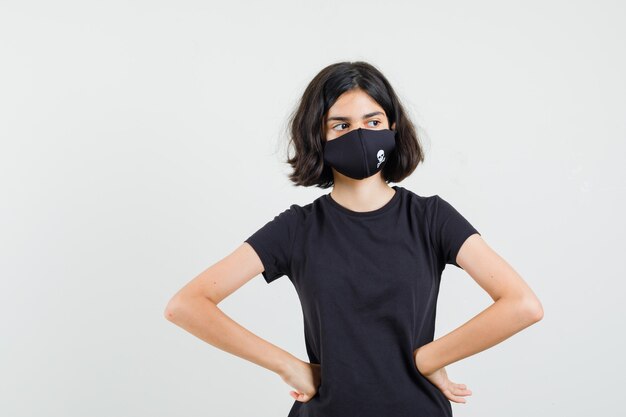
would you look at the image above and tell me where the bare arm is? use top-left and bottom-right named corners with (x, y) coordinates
top-left (163, 242), bottom-right (321, 402)
top-left (163, 242), bottom-right (296, 375)
top-left (415, 234), bottom-right (544, 375)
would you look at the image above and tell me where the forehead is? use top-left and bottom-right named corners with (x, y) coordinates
top-left (326, 89), bottom-right (385, 119)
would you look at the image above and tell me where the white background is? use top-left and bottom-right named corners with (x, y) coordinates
top-left (1, 1), bottom-right (624, 416)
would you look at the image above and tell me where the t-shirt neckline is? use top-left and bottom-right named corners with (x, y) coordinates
top-left (324, 185), bottom-right (402, 217)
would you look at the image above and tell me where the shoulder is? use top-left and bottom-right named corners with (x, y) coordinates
top-left (396, 185), bottom-right (440, 214)
top-left (396, 187), bottom-right (465, 229)
top-left (278, 200), bottom-right (314, 222)
top-left (264, 199), bottom-right (317, 237)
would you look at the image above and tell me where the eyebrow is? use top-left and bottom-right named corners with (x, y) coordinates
top-left (326, 111), bottom-right (385, 123)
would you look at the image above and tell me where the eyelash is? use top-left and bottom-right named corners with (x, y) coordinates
top-left (333, 120), bottom-right (381, 130)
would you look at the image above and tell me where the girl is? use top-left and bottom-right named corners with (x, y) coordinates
top-left (165, 61), bottom-right (543, 417)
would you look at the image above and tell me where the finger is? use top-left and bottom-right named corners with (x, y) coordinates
top-left (289, 390), bottom-right (308, 401)
top-left (443, 388), bottom-right (468, 404)
top-left (446, 393), bottom-right (467, 403)
top-left (298, 392), bottom-right (310, 401)
top-left (453, 384), bottom-right (472, 396)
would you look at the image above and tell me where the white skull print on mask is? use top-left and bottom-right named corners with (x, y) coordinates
top-left (376, 149), bottom-right (386, 168)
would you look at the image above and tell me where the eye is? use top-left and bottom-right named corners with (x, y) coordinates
top-left (368, 120), bottom-right (381, 127)
top-left (332, 123), bottom-right (349, 131)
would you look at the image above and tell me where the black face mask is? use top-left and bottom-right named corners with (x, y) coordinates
top-left (323, 128), bottom-right (396, 180)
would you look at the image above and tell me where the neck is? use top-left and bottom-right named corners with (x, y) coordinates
top-left (329, 174), bottom-right (396, 213)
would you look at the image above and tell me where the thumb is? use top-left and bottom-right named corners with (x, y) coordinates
top-left (289, 390), bottom-right (311, 402)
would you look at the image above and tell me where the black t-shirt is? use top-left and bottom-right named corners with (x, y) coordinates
top-left (244, 185), bottom-right (480, 417)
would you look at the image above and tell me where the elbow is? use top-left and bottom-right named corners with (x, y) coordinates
top-left (164, 296), bottom-right (184, 323)
top-left (530, 301), bottom-right (544, 322)
top-left (164, 305), bottom-right (176, 322)
top-left (164, 292), bottom-right (215, 323)
top-left (520, 296), bottom-right (544, 324)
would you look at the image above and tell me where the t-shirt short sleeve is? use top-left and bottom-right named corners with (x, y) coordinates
top-left (244, 204), bottom-right (301, 284)
top-left (430, 195), bottom-right (480, 270)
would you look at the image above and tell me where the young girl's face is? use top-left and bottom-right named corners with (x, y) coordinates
top-left (324, 88), bottom-right (396, 141)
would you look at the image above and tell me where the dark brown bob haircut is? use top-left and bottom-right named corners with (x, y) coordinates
top-left (286, 61), bottom-right (424, 189)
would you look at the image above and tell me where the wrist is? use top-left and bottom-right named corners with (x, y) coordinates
top-left (274, 352), bottom-right (300, 378)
